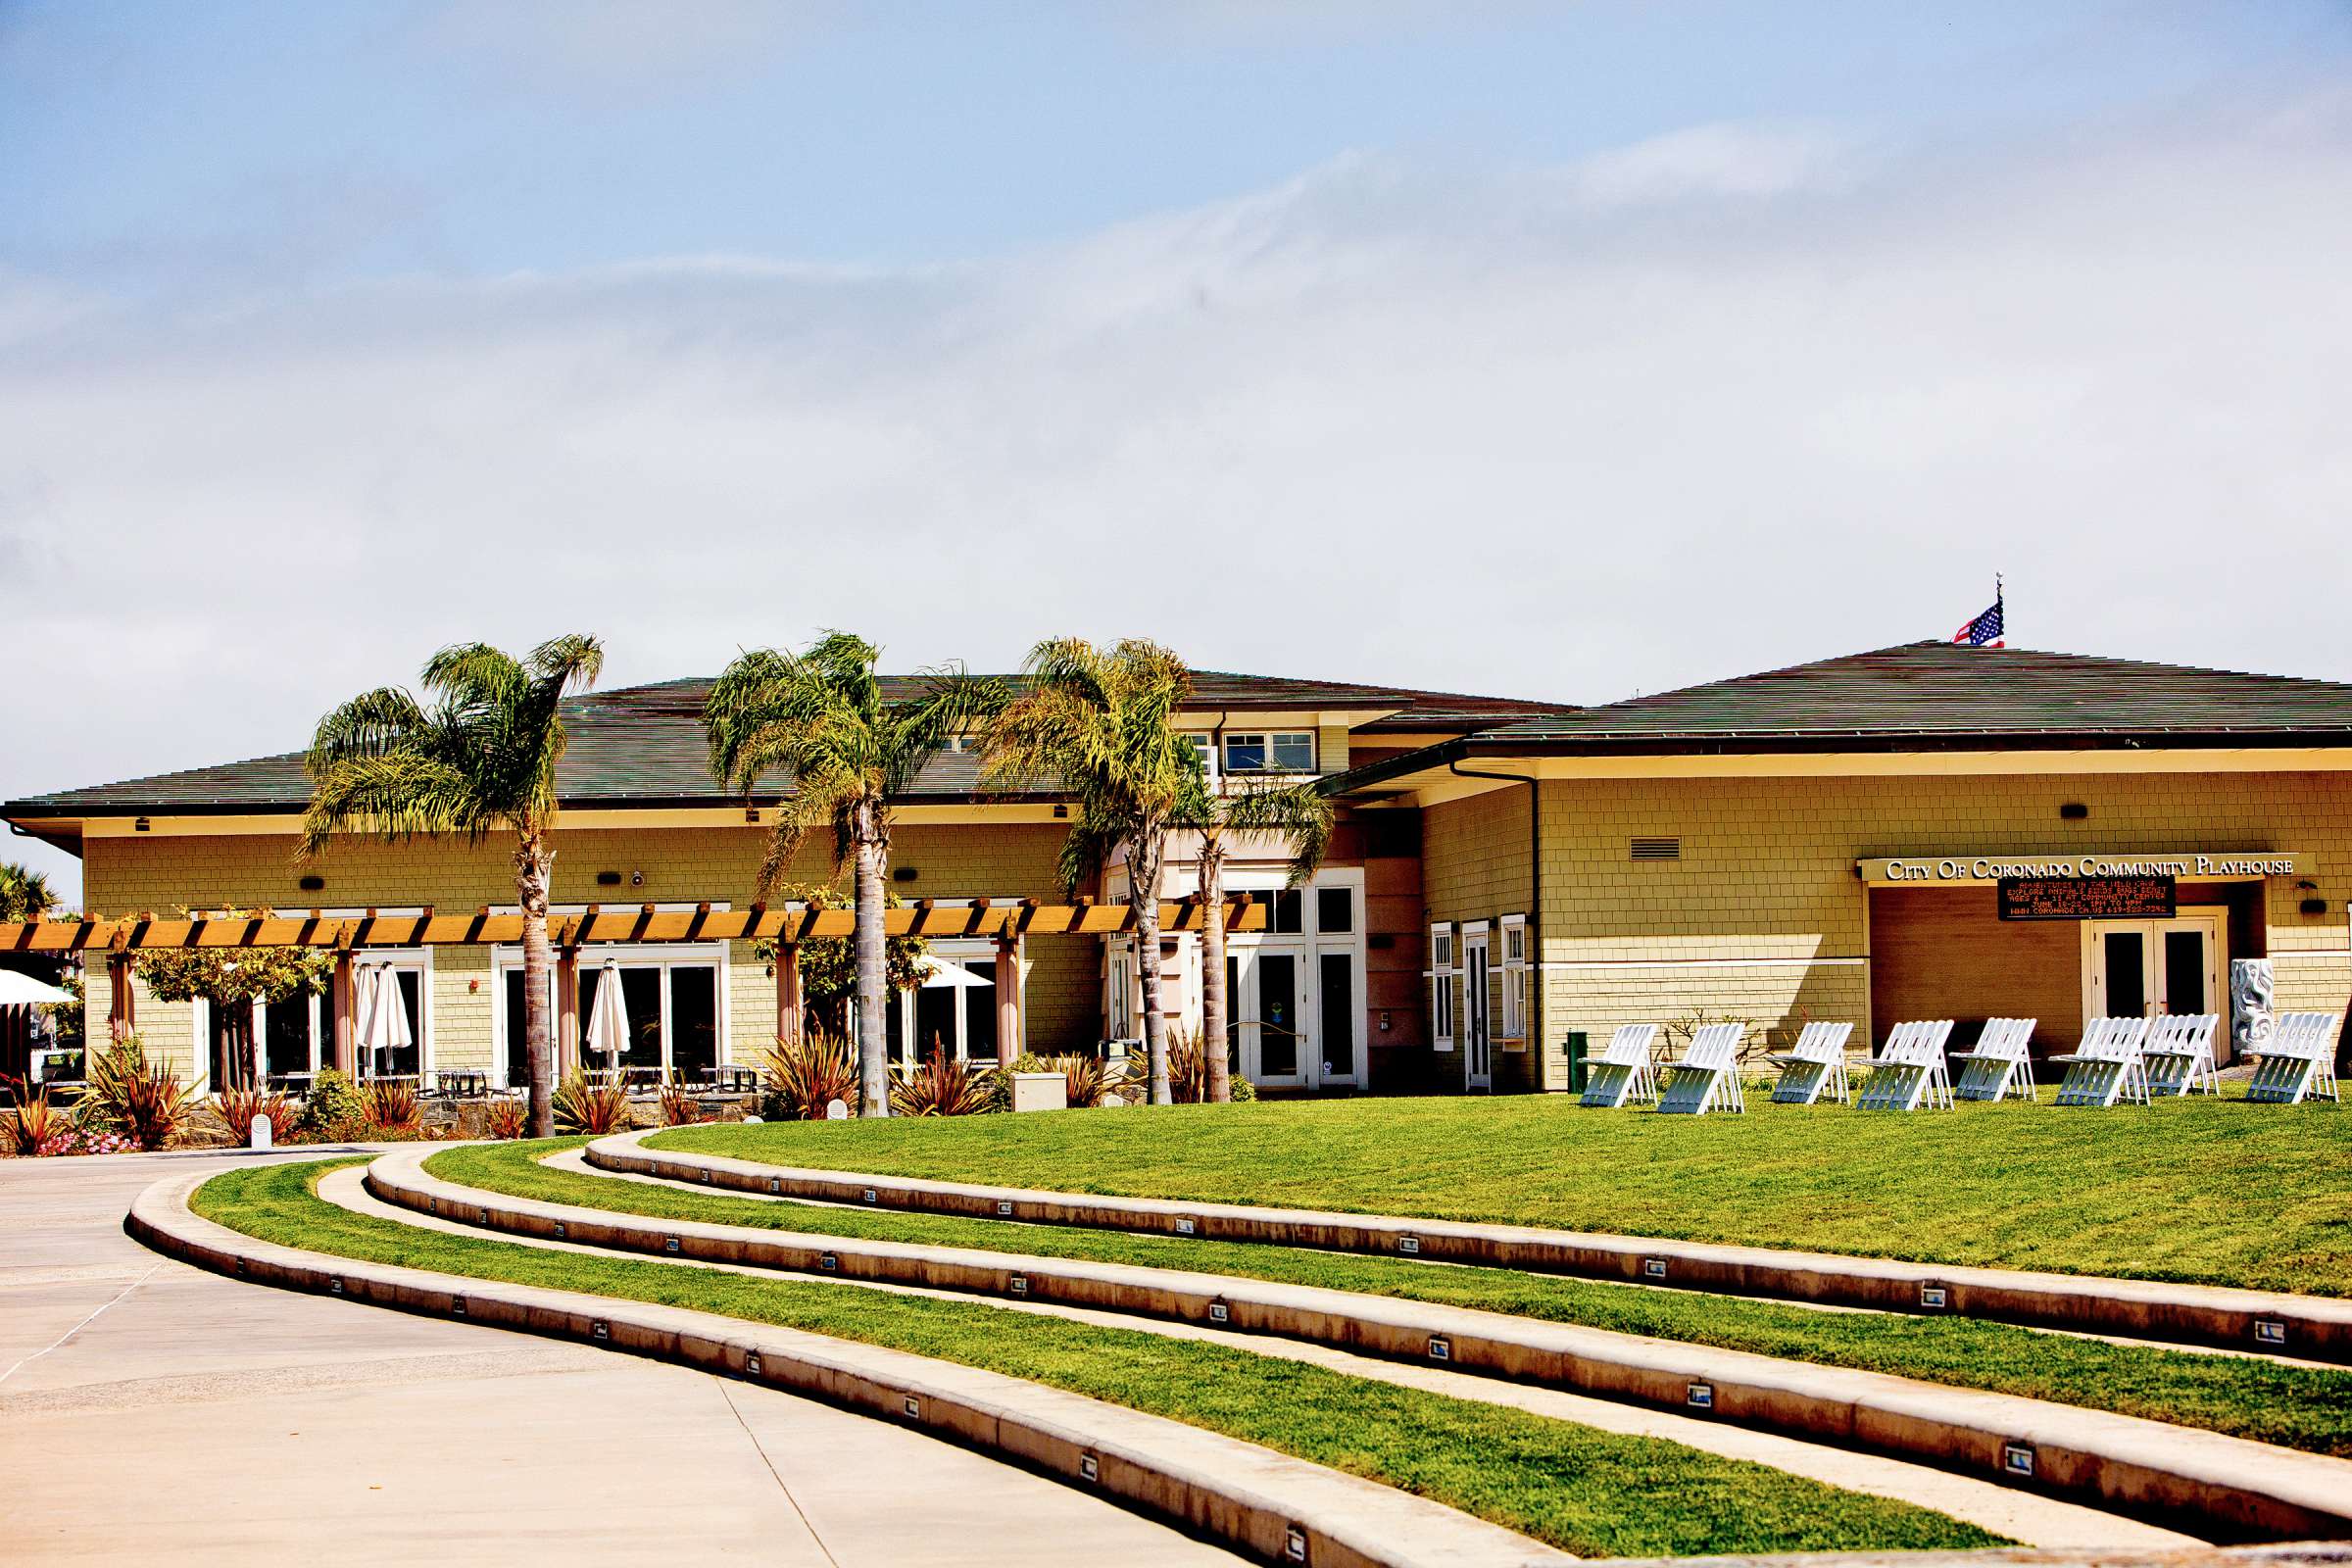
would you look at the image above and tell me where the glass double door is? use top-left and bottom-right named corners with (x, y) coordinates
top-left (1225, 947), bottom-right (1357, 1090)
top-left (2084, 915), bottom-right (2224, 1023)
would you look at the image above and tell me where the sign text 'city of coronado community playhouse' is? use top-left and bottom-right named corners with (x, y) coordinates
top-left (1860, 853), bottom-right (2308, 884)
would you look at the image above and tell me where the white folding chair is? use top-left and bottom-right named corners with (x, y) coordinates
top-left (2052, 1016), bottom-right (2154, 1106)
top-left (1951, 1018), bottom-right (2037, 1102)
top-left (1857, 1019), bottom-right (1955, 1110)
top-left (1579, 1024), bottom-right (1661, 1108)
top-left (1767, 1020), bottom-right (1855, 1104)
top-left (1656, 1023), bottom-right (1746, 1115)
top-left (2141, 1013), bottom-right (2221, 1099)
top-left (2245, 1012), bottom-right (2343, 1105)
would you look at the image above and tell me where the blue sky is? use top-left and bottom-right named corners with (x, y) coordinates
top-left (5, 3), bottom-right (2352, 902)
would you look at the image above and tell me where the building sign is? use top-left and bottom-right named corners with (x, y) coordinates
top-left (1997, 875), bottom-right (2175, 922)
top-left (1858, 852), bottom-right (2304, 886)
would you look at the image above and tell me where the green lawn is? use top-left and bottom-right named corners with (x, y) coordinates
top-left (425, 1140), bottom-right (2352, 1457)
top-left (654, 1095), bottom-right (2352, 1296)
top-left (193, 1159), bottom-right (1995, 1559)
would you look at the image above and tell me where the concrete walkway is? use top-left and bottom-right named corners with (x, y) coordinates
top-left (0, 1150), bottom-right (1237, 1566)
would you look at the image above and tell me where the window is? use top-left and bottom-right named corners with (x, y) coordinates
top-left (1106, 937), bottom-right (1133, 1040)
top-left (1183, 733), bottom-right (1215, 779)
top-left (1499, 914), bottom-right (1529, 1043)
top-left (1244, 889), bottom-right (1304, 935)
top-left (577, 959), bottom-right (719, 1081)
top-left (1315, 885), bottom-right (1353, 935)
top-left (889, 948), bottom-right (1003, 1067)
top-left (1223, 731), bottom-right (1314, 774)
top-left (1428, 922), bottom-right (1456, 1052)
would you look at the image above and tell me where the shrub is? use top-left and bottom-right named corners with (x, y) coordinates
top-left (7, 1078), bottom-right (60, 1155)
top-left (1164, 1030), bottom-right (1255, 1104)
top-left (297, 1069), bottom-right (368, 1140)
top-left (889, 1049), bottom-right (996, 1117)
top-left (215, 1084), bottom-right (299, 1147)
top-left (659, 1076), bottom-right (703, 1127)
top-left (361, 1078), bottom-right (420, 1133)
top-left (760, 1031), bottom-right (858, 1121)
top-left (76, 1038), bottom-right (194, 1151)
top-left (485, 1098), bottom-right (529, 1140)
top-left (554, 1071), bottom-right (634, 1135)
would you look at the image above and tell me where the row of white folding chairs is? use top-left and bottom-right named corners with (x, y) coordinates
top-left (2245, 1012), bottom-right (2344, 1104)
top-left (1854, 1019), bottom-right (1956, 1110)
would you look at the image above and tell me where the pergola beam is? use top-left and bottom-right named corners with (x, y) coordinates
top-left (0, 898), bottom-right (1261, 954)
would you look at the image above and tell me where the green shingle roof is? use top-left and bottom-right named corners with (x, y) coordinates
top-left (1326, 642), bottom-right (2352, 791)
top-left (4, 669), bottom-right (1566, 818)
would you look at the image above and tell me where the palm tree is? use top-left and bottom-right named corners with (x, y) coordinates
top-left (302, 636), bottom-right (604, 1138)
top-left (1180, 772), bottom-right (1334, 1102)
top-left (703, 632), bottom-right (999, 1117)
top-left (0, 862), bottom-right (57, 924)
top-left (984, 638), bottom-right (1194, 1104)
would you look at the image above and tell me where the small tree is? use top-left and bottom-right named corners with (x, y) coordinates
top-left (984, 638), bottom-right (1194, 1104)
top-left (1178, 773), bottom-right (1334, 1102)
top-left (749, 879), bottom-right (927, 1039)
top-left (304, 635), bottom-right (604, 1137)
top-left (133, 914), bottom-right (332, 1090)
top-left (704, 632), bottom-right (999, 1117)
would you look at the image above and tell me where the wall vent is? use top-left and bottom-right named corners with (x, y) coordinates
top-left (1630, 836), bottom-right (1682, 861)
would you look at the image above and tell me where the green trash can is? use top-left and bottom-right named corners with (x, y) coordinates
top-left (1562, 1030), bottom-right (1590, 1094)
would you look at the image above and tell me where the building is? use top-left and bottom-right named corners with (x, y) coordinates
top-left (8, 642), bottom-right (2349, 1095)
top-left (1333, 642), bottom-right (2352, 1090)
top-left (0, 671), bottom-right (1564, 1094)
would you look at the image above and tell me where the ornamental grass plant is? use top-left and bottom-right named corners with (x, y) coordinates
top-left (759, 1031), bottom-right (858, 1121)
top-left (553, 1071), bottom-right (633, 1136)
top-left (76, 1038), bottom-right (194, 1151)
top-left (888, 1049), bottom-right (995, 1117)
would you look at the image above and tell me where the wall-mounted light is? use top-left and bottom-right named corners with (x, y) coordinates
top-left (630, 870), bottom-right (643, 887)
top-left (744, 808), bottom-right (760, 824)
top-left (133, 816), bottom-right (151, 832)
top-left (1053, 804), bottom-right (1068, 819)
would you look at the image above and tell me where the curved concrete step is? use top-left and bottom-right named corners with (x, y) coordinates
top-left (328, 1158), bottom-right (2200, 1554)
top-left (591, 1131), bottom-right (2352, 1365)
top-left (126, 1165), bottom-right (1572, 1568)
top-left (403, 1146), bottom-right (2352, 1542)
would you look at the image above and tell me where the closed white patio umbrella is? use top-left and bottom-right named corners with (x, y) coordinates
top-left (584, 962), bottom-right (631, 1078)
top-left (358, 964), bottom-right (414, 1079)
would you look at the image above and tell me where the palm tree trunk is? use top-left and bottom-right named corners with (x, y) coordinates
top-left (1130, 830), bottom-right (1171, 1104)
top-left (1198, 833), bottom-right (1231, 1103)
top-left (516, 832), bottom-right (557, 1138)
top-left (853, 805), bottom-right (891, 1117)
top-left (238, 1004), bottom-right (261, 1092)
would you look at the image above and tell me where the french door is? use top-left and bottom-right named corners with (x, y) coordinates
top-left (1462, 924), bottom-right (1493, 1089)
top-left (2083, 914), bottom-right (2225, 1023)
top-left (1228, 949), bottom-right (1308, 1089)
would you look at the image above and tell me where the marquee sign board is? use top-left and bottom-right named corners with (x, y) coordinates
top-left (1858, 852), bottom-right (2304, 886)
top-left (1997, 875), bottom-right (2176, 922)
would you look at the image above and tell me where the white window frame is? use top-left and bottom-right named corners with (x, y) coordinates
top-left (1182, 732), bottom-right (1216, 784)
top-left (1104, 935), bottom-right (1135, 1044)
top-left (494, 938), bottom-right (731, 1084)
top-left (1428, 922), bottom-right (1456, 1053)
top-left (890, 937), bottom-right (1008, 1069)
top-left (193, 948), bottom-right (432, 1092)
top-left (1222, 730), bottom-right (1315, 775)
top-left (1499, 914), bottom-right (1528, 1046)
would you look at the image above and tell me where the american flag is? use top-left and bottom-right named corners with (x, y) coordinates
top-left (1954, 592), bottom-right (2005, 648)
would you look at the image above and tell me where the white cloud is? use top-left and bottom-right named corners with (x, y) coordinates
top-left (6, 98), bottom-right (2352, 903)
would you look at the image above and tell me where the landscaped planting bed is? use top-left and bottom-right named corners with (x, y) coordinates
top-left (654, 1094), bottom-right (2352, 1296)
top-left (194, 1157), bottom-right (1996, 1559)
top-left (423, 1140), bottom-right (2352, 1457)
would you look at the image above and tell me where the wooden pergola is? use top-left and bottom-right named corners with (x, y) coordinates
top-left (1, 897), bottom-right (1261, 1076)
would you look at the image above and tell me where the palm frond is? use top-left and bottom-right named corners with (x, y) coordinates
top-left (1221, 777), bottom-right (1337, 884)
top-left (301, 753), bottom-right (481, 855)
top-left (306, 687), bottom-right (431, 772)
top-left (420, 642), bottom-right (527, 711)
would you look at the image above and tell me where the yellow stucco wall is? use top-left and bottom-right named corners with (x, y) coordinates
top-left (82, 819), bottom-right (1102, 1087)
top-left (1421, 767), bottom-right (2352, 1093)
